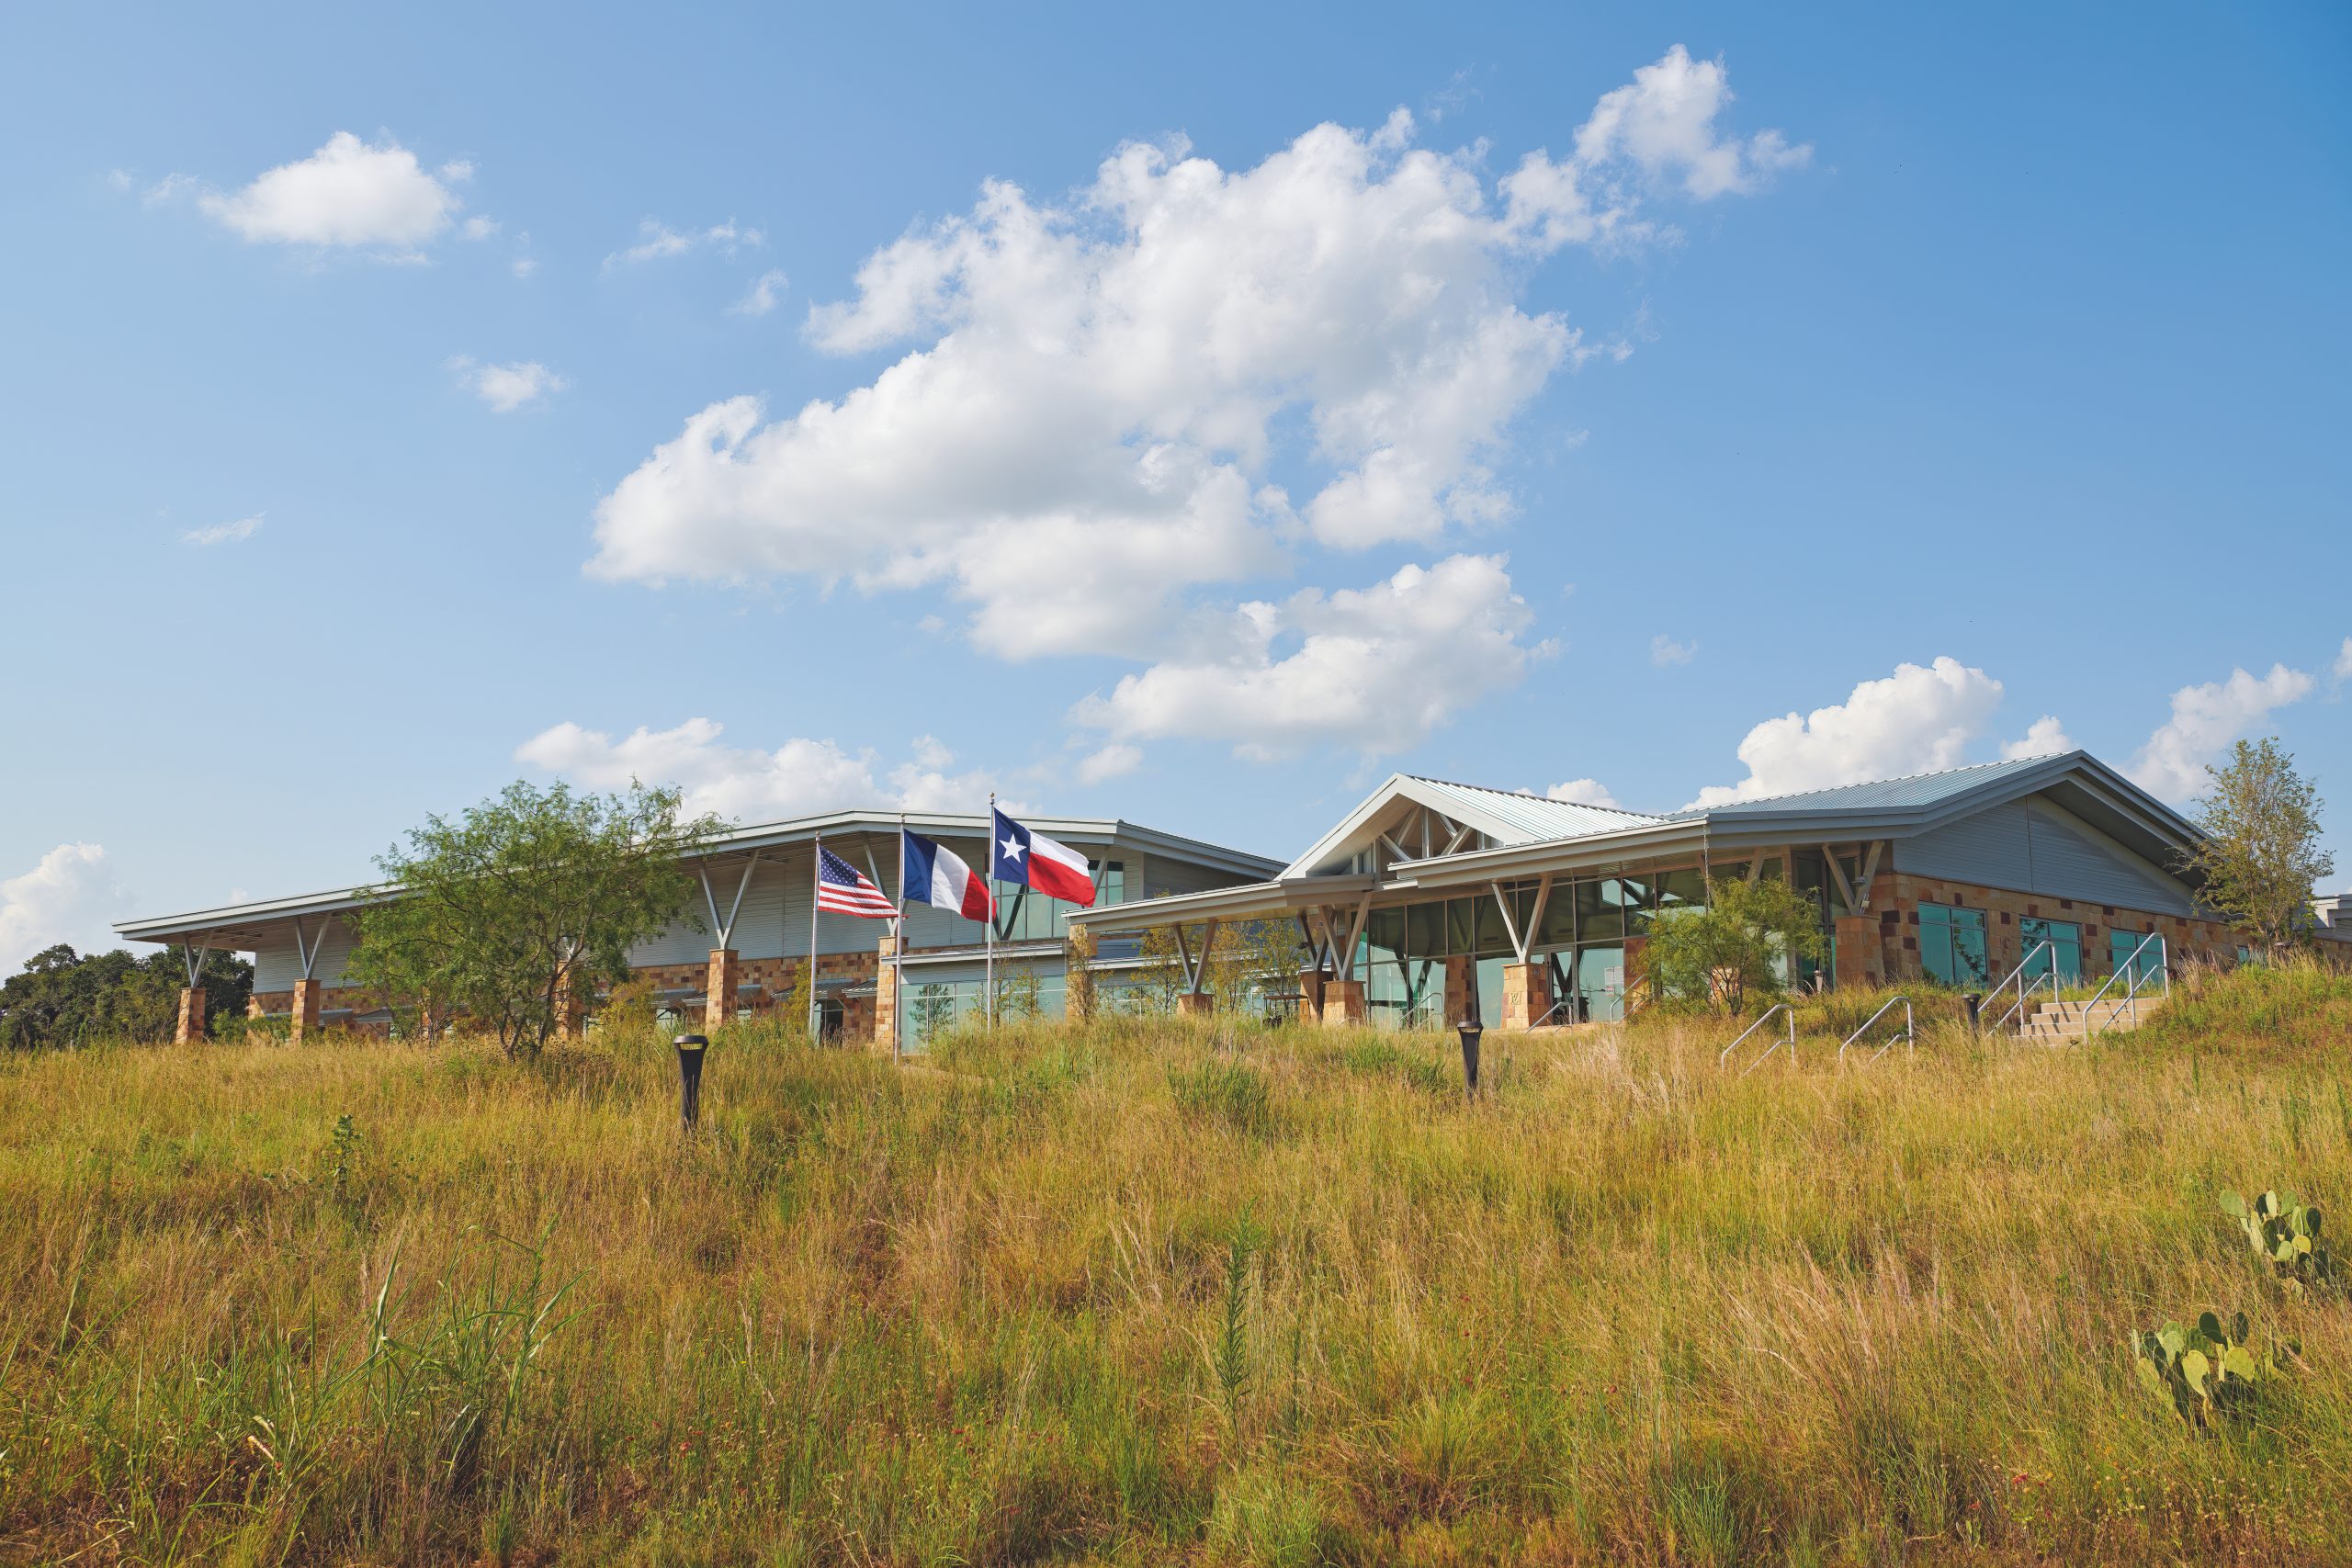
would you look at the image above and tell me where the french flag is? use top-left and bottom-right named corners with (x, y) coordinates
top-left (991, 808), bottom-right (1098, 907)
top-left (900, 829), bottom-right (993, 920)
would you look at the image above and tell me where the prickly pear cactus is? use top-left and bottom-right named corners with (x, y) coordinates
top-left (2131, 1310), bottom-right (2296, 1432)
top-left (2222, 1189), bottom-right (2337, 1294)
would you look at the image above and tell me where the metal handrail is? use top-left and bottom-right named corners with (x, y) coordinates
top-left (1838, 995), bottom-right (1915, 1063)
top-left (2085, 931), bottom-right (2168, 1042)
top-left (1983, 941), bottom-right (2054, 1034)
top-left (1719, 1001), bottom-right (1795, 1076)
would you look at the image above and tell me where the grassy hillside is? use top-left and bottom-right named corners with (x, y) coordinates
top-left (3, 962), bottom-right (2349, 1565)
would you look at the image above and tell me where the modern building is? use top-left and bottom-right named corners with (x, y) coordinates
top-left (114, 809), bottom-right (1281, 1045)
top-left (1067, 750), bottom-right (2293, 1030)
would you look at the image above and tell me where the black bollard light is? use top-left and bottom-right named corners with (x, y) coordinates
top-left (1457, 1020), bottom-right (1483, 1100)
top-left (674, 1033), bottom-right (707, 1132)
top-left (1962, 992), bottom-right (1984, 1036)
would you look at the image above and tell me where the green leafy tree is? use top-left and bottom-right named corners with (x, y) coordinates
top-left (345, 780), bottom-right (722, 1057)
top-left (0, 944), bottom-right (253, 1049)
top-left (1136, 919), bottom-right (1306, 1015)
top-left (2184, 739), bottom-right (2335, 957)
top-left (1634, 875), bottom-right (1828, 1017)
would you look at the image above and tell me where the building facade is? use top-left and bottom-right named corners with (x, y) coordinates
top-left (1067, 752), bottom-right (2284, 1030)
top-left (115, 810), bottom-right (1281, 1045)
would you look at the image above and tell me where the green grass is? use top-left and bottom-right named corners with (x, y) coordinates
top-left (2, 962), bottom-right (2349, 1563)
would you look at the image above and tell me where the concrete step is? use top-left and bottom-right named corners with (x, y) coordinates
top-left (2037, 1003), bottom-right (2157, 1025)
top-left (2018, 994), bottom-right (2165, 1041)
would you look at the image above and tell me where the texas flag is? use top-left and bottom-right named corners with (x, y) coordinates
top-left (900, 829), bottom-right (994, 921)
top-left (991, 808), bottom-right (1098, 907)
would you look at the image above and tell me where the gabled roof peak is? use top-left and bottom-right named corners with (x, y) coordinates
top-left (1397, 773), bottom-right (1663, 822)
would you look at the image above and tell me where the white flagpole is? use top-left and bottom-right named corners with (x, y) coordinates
top-left (808, 833), bottom-right (823, 1041)
top-left (984, 794), bottom-right (996, 1029)
top-left (895, 817), bottom-right (907, 1062)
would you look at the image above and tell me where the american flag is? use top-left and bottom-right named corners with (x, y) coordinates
top-left (816, 845), bottom-right (898, 920)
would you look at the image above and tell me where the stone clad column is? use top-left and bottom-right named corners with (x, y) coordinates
top-left (1834, 915), bottom-right (1883, 989)
top-left (1499, 962), bottom-right (1551, 1031)
top-left (1442, 955), bottom-right (1476, 1026)
top-left (875, 933), bottom-right (899, 1049)
top-left (706, 949), bottom-right (741, 1032)
top-left (1064, 925), bottom-right (1095, 1023)
top-left (1319, 978), bottom-right (1367, 1026)
top-left (290, 978), bottom-right (322, 1043)
top-left (1177, 991), bottom-right (1215, 1017)
top-left (175, 987), bottom-right (207, 1044)
top-left (1295, 968), bottom-right (1326, 1025)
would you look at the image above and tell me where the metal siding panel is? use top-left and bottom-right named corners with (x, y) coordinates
top-left (252, 934), bottom-right (300, 992)
top-left (2025, 801), bottom-right (2192, 915)
top-left (627, 917), bottom-right (710, 969)
top-left (254, 916), bottom-right (359, 989)
top-left (1141, 851), bottom-right (1237, 898)
top-left (1893, 800), bottom-right (2036, 889)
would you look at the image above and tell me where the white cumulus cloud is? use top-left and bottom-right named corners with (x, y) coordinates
top-left (195, 132), bottom-right (465, 253)
top-left (1076, 743), bottom-right (1144, 784)
top-left (2000, 715), bottom-right (2074, 760)
top-left (1546, 778), bottom-right (1621, 808)
top-left (1570, 44), bottom-right (1811, 200)
top-left (731, 268), bottom-right (789, 317)
top-left (586, 51), bottom-right (1798, 755)
top-left (605, 219), bottom-right (762, 269)
top-left (182, 513), bottom-right (263, 547)
top-left (1690, 657), bottom-right (2007, 807)
top-left (514, 718), bottom-right (1008, 823)
top-left (1650, 634), bottom-right (1697, 668)
top-left (0, 843), bottom-right (128, 975)
top-left (1069, 554), bottom-right (1545, 761)
top-left (2127, 662), bottom-right (2315, 802)
top-left (450, 355), bottom-right (565, 412)
top-left (2333, 637), bottom-right (2351, 682)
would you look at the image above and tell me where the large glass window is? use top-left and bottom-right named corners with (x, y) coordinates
top-left (1656, 867), bottom-right (1707, 916)
top-left (1917, 902), bottom-right (1990, 987)
top-left (901, 970), bottom-right (1067, 1047)
top-left (2019, 918), bottom-right (2082, 987)
top-left (1575, 945), bottom-right (1626, 1022)
top-left (1574, 877), bottom-right (1626, 942)
top-left (2109, 928), bottom-right (2165, 987)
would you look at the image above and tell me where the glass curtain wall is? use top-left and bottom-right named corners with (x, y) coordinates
top-left (2019, 917), bottom-right (2083, 986)
top-left (1306, 857), bottom-right (1850, 1029)
top-left (900, 970), bottom-right (1068, 1049)
top-left (1340, 873), bottom-right (1672, 1028)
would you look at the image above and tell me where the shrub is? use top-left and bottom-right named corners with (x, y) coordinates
top-left (2131, 1310), bottom-right (2297, 1432)
top-left (2222, 1188), bottom-right (2337, 1295)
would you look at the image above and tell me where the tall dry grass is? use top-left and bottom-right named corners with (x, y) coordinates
top-left (2, 961), bottom-right (2348, 1565)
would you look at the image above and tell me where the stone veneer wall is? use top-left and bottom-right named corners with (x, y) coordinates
top-left (1853, 872), bottom-right (2241, 985)
top-left (250, 948), bottom-right (887, 1039)
top-left (627, 952), bottom-right (882, 1039)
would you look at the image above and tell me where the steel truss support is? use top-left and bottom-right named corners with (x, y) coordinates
top-left (698, 849), bottom-right (763, 949)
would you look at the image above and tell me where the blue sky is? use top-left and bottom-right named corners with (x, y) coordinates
top-left (3, 3), bottom-right (2348, 961)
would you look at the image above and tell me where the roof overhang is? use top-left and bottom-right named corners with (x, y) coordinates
top-left (1064, 873), bottom-right (1381, 929)
top-left (1384, 819), bottom-right (1711, 890)
top-left (112, 885), bottom-right (396, 952)
top-left (114, 807), bottom-right (1282, 951)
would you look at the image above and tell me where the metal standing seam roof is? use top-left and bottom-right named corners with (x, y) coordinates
top-left (114, 807), bottom-right (1283, 946)
top-left (1399, 776), bottom-right (1665, 842)
top-left (1654, 754), bottom-right (2064, 820)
